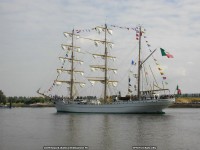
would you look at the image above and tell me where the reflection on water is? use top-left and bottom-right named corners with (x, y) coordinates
top-left (0, 108), bottom-right (200, 150)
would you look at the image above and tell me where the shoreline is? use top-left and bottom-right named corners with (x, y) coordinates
top-left (169, 103), bottom-right (200, 108)
top-left (0, 103), bottom-right (54, 108)
top-left (1, 103), bottom-right (200, 108)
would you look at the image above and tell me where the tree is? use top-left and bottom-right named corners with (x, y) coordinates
top-left (0, 90), bottom-right (6, 105)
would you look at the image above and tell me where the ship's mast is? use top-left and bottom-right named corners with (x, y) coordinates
top-left (54, 31), bottom-right (85, 99)
top-left (87, 25), bottom-right (117, 103)
top-left (70, 29), bottom-right (74, 100)
top-left (104, 24), bottom-right (108, 103)
top-left (137, 26), bottom-right (142, 100)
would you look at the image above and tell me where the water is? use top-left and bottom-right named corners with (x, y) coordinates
top-left (0, 108), bottom-right (199, 150)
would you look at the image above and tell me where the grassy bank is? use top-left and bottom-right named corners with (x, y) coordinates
top-left (175, 97), bottom-right (200, 103)
top-left (169, 97), bottom-right (200, 108)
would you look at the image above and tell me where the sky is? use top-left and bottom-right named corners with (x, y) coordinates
top-left (0, 0), bottom-right (200, 97)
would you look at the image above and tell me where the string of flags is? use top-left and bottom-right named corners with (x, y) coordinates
top-left (75, 28), bottom-right (94, 33)
top-left (110, 24), bottom-right (146, 33)
top-left (74, 25), bottom-right (113, 34)
top-left (110, 25), bottom-right (138, 31)
top-left (46, 52), bottom-right (69, 93)
top-left (142, 32), bottom-right (169, 85)
top-left (74, 25), bottom-right (147, 43)
top-left (110, 25), bottom-right (146, 41)
top-left (143, 34), bottom-right (152, 50)
top-left (74, 24), bottom-right (142, 34)
top-left (128, 76), bottom-right (137, 93)
top-left (128, 77), bottom-right (132, 93)
top-left (73, 24), bottom-right (142, 41)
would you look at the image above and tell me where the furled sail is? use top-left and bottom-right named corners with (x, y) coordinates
top-left (90, 65), bottom-right (117, 73)
top-left (54, 80), bottom-right (85, 88)
top-left (59, 57), bottom-right (83, 64)
top-left (61, 44), bottom-right (82, 53)
top-left (92, 53), bottom-right (116, 61)
top-left (57, 69), bottom-right (84, 76)
top-left (87, 78), bottom-right (118, 87)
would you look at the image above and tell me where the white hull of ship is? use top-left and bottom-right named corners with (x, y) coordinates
top-left (54, 98), bottom-right (175, 113)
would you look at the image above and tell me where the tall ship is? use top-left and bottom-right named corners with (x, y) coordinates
top-left (38, 24), bottom-right (175, 113)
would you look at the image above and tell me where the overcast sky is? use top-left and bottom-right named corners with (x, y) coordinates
top-left (0, 0), bottom-right (200, 97)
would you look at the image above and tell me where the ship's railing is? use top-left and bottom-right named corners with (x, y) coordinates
top-left (117, 94), bottom-right (174, 101)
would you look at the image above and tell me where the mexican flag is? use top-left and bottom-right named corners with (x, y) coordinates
top-left (160, 48), bottom-right (174, 58)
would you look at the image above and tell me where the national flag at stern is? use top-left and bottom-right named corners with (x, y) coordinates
top-left (176, 85), bottom-right (181, 95)
top-left (178, 89), bottom-right (181, 95)
top-left (176, 85), bottom-right (179, 90)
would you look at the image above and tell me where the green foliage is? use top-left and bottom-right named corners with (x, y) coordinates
top-left (7, 96), bottom-right (49, 105)
top-left (0, 90), bottom-right (50, 105)
top-left (0, 90), bottom-right (6, 105)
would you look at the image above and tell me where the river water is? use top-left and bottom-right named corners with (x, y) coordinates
top-left (0, 108), bottom-right (199, 150)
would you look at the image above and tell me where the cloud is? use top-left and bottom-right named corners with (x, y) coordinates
top-left (186, 61), bottom-right (194, 65)
top-left (0, 0), bottom-right (200, 96)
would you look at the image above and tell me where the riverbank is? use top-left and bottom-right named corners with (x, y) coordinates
top-left (1, 97), bottom-right (200, 108)
top-left (169, 103), bottom-right (200, 108)
top-left (169, 97), bottom-right (200, 108)
top-left (0, 102), bottom-right (54, 108)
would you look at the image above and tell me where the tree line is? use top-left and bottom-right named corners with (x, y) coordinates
top-left (0, 90), bottom-right (49, 105)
